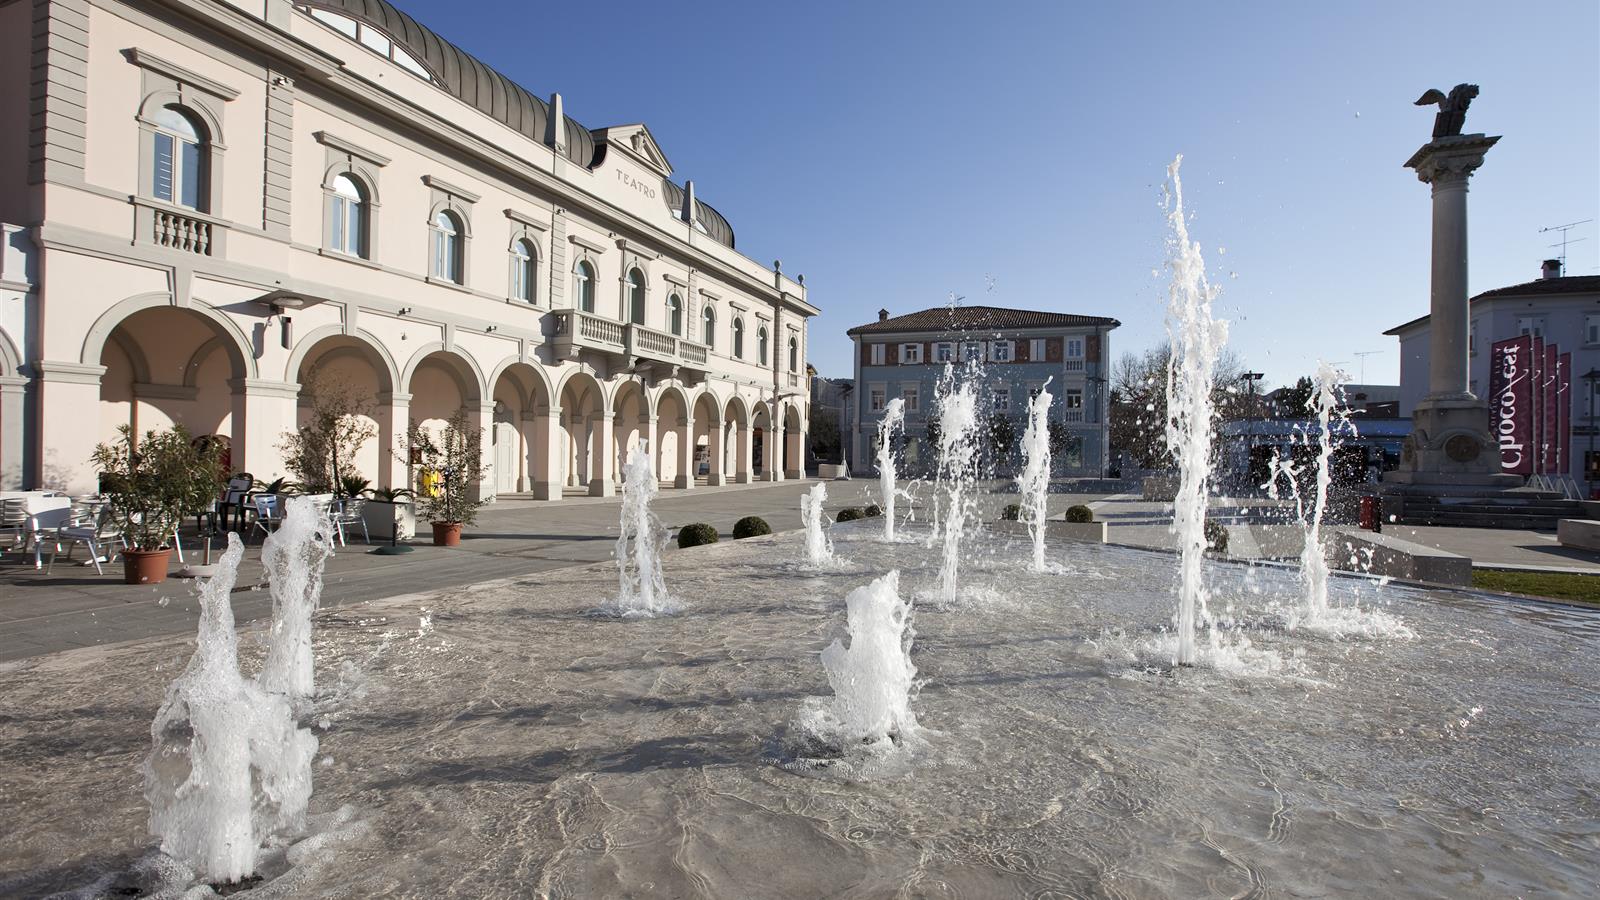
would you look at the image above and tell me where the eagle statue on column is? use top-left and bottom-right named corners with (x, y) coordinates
top-left (1415, 84), bottom-right (1480, 138)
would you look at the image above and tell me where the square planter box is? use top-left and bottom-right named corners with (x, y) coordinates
top-left (362, 500), bottom-right (416, 542)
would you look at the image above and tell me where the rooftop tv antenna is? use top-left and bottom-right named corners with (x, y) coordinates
top-left (1539, 219), bottom-right (1591, 271)
top-left (1352, 350), bottom-right (1383, 383)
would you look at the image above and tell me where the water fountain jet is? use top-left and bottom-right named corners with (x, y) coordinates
top-left (260, 497), bottom-right (334, 702)
top-left (933, 365), bottom-right (981, 605)
top-left (1163, 155), bottom-right (1230, 666)
top-left (876, 398), bottom-right (906, 542)
top-left (144, 534), bottom-right (318, 885)
top-left (817, 571), bottom-right (918, 747)
top-left (606, 443), bottom-right (677, 617)
top-left (801, 482), bottom-right (836, 567)
top-left (1018, 377), bottom-right (1054, 572)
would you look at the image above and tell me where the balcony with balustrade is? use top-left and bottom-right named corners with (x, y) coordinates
top-left (551, 309), bottom-right (711, 376)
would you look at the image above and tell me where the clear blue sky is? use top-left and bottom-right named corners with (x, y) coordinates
top-left (402, 0), bottom-right (1599, 389)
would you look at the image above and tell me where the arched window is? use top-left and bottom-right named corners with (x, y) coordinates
top-left (757, 326), bottom-right (769, 366)
top-left (788, 336), bottom-right (799, 372)
top-left (511, 238), bottom-right (536, 302)
top-left (574, 259), bottom-right (596, 312)
top-left (430, 211), bottom-right (463, 283)
top-left (702, 306), bottom-right (716, 348)
top-left (626, 267), bottom-right (646, 324)
top-left (733, 318), bottom-right (745, 358)
top-left (151, 105), bottom-right (207, 211)
top-left (328, 174), bottom-right (368, 257)
top-left (667, 293), bottom-right (682, 336)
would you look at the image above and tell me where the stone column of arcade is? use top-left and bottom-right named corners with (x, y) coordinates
top-left (589, 411), bottom-right (615, 496)
top-left (376, 391), bottom-right (411, 493)
top-left (468, 402), bottom-right (494, 502)
top-left (231, 378), bottom-right (301, 481)
top-left (640, 414), bottom-right (658, 486)
top-left (735, 422), bottom-right (753, 484)
top-left (532, 404), bottom-right (563, 499)
top-left (674, 413), bottom-right (695, 489)
top-left (765, 419), bottom-right (784, 482)
top-left (704, 419), bottom-right (725, 486)
top-left (33, 361), bottom-right (106, 494)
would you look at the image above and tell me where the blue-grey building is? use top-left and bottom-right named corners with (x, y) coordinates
top-left (846, 305), bottom-right (1120, 476)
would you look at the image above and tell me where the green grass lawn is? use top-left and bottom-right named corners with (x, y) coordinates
top-left (1472, 569), bottom-right (1600, 606)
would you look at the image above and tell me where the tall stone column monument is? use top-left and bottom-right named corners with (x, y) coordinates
top-left (1385, 84), bottom-right (1519, 490)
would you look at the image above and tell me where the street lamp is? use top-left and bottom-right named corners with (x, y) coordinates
top-left (1583, 368), bottom-right (1600, 500)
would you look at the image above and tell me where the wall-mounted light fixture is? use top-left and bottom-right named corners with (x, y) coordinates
top-left (398, 307), bottom-right (413, 316)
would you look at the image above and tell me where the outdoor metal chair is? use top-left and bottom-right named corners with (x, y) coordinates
top-left (0, 497), bottom-right (28, 555)
top-left (47, 502), bottom-right (126, 576)
top-left (252, 494), bottom-right (282, 540)
top-left (212, 473), bottom-right (254, 534)
top-left (332, 496), bottom-right (369, 546)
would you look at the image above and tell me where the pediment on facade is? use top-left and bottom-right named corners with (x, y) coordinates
top-left (595, 123), bottom-right (673, 177)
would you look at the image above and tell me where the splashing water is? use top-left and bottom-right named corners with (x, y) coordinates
top-left (876, 397), bottom-right (906, 542)
top-left (933, 365), bottom-right (981, 605)
top-left (144, 534), bottom-right (318, 884)
top-left (260, 496), bottom-right (334, 701)
top-left (817, 571), bottom-right (918, 747)
top-left (1298, 361), bottom-right (1344, 619)
top-left (1280, 366), bottom-right (1414, 639)
top-left (608, 443), bottom-right (676, 617)
top-left (1018, 377), bottom-right (1054, 572)
top-left (801, 482), bottom-right (835, 567)
top-left (1164, 155), bottom-right (1230, 666)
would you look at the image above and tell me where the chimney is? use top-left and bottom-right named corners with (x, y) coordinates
top-left (1541, 258), bottom-right (1562, 279)
top-left (546, 93), bottom-right (567, 153)
top-left (878, 308), bottom-right (889, 322)
top-left (681, 180), bottom-right (696, 223)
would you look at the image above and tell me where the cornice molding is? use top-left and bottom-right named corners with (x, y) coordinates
top-left (421, 174), bottom-right (481, 204)
top-left (123, 47), bottom-right (242, 100)
top-left (314, 130), bottom-right (392, 166)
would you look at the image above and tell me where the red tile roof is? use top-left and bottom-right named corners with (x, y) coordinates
top-left (846, 305), bottom-right (1120, 336)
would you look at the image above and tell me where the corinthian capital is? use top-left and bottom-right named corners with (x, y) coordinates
top-left (1404, 134), bottom-right (1501, 187)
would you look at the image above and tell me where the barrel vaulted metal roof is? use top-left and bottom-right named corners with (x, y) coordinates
top-left (299, 0), bottom-right (598, 168)
top-left (847, 306), bottom-right (1121, 336)
top-left (660, 180), bottom-right (735, 249)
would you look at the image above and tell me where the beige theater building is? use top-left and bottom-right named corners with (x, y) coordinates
top-left (0, 0), bottom-right (817, 498)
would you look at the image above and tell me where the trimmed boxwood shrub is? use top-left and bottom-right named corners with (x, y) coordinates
top-left (1001, 503), bottom-right (1022, 521)
top-left (835, 507), bottom-right (865, 522)
top-left (1205, 520), bottom-right (1229, 554)
top-left (1065, 505), bottom-right (1094, 523)
top-left (678, 523), bottom-right (719, 548)
top-left (732, 516), bottom-right (771, 539)
top-left (863, 504), bottom-right (882, 518)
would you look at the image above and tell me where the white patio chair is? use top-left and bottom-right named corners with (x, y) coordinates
top-left (0, 497), bottom-right (28, 555)
top-left (47, 503), bottom-right (126, 576)
top-left (253, 494), bottom-right (283, 541)
top-left (331, 496), bottom-right (369, 546)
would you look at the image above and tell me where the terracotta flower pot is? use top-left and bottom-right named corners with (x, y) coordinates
top-left (431, 521), bottom-right (463, 547)
top-left (122, 547), bottom-right (173, 585)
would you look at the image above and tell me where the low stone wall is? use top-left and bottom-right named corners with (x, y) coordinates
top-left (816, 464), bottom-right (849, 479)
top-left (1557, 519), bottom-right (1600, 552)
top-left (990, 520), bottom-right (1107, 544)
top-left (1142, 475), bottom-right (1178, 502)
top-left (1324, 526), bottom-right (1471, 586)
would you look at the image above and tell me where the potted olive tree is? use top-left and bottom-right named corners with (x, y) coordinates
top-left (402, 411), bottom-right (488, 546)
top-left (91, 424), bottom-right (222, 584)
